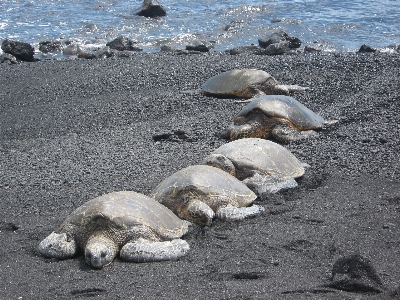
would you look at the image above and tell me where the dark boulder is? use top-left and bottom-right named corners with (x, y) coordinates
top-left (186, 41), bottom-right (214, 52)
top-left (82, 24), bottom-right (98, 32)
top-left (258, 31), bottom-right (301, 49)
top-left (227, 45), bottom-right (262, 55)
top-left (106, 36), bottom-right (142, 51)
top-left (77, 46), bottom-right (142, 60)
top-left (136, 0), bottom-right (166, 18)
top-left (160, 45), bottom-right (176, 52)
top-left (386, 44), bottom-right (400, 52)
top-left (0, 53), bottom-right (18, 64)
top-left (358, 44), bottom-right (378, 53)
top-left (77, 47), bottom-right (115, 59)
top-left (111, 50), bottom-right (139, 58)
top-left (304, 45), bottom-right (323, 53)
top-left (1, 39), bottom-right (35, 62)
top-left (259, 41), bottom-right (291, 55)
top-left (77, 52), bottom-right (96, 59)
top-left (159, 45), bottom-right (203, 55)
top-left (39, 41), bottom-right (64, 53)
top-left (63, 44), bottom-right (81, 56)
top-left (223, 20), bottom-right (244, 32)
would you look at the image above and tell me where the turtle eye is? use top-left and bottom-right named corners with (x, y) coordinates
top-left (101, 251), bottom-right (107, 258)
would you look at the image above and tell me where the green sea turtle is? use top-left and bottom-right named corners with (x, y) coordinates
top-left (150, 165), bottom-right (263, 226)
top-left (38, 191), bottom-right (189, 268)
top-left (223, 95), bottom-right (337, 142)
top-left (203, 138), bottom-right (306, 195)
top-left (202, 68), bottom-right (307, 99)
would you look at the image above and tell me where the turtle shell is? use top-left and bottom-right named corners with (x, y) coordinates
top-left (151, 165), bottom-right (256, 212)
top-left (202, 69), bottom-right (276, 98)
top-left (59, 191), bottom-right (188, 240)
top-left (208, 138), bottom-right (305, 180)
top-left (235, 95), bottom-right (325, 130)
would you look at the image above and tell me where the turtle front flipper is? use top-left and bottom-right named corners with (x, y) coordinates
top-left (38, 232), bottom-right (77, 259)
top-left (120, 238), bottom-right (190, 262)
top-left (243, 173), bottom-right (298, 196)
top-left (216, 204), bottom-right (264, 221)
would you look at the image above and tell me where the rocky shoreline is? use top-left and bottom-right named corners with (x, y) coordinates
top-left (2, 29), bottom-right (399, 64)
top-left (0, 51), bottom-right (399, 299)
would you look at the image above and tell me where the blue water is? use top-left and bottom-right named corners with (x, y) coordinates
top-left (0, 0), bottom-right (399, 56)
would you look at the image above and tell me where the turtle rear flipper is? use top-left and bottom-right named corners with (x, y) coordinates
top-left (243, 173), bottom-right (298, 196)
top-left (120, 238), bottom-right (190, 262)
top-left (324, 119), bottom-right (339, 126)
top-left (284, 84), bottom-right (309, 93)
top-left (216, 204), bottom-right (264, 221)
top-left (38, 232), bottom-right (77, 259)
top-left (234, 84), bottom-right (308, 102)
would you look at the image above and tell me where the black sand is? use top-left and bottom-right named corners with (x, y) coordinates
top-left (0, 52), bottom-right (399, 299)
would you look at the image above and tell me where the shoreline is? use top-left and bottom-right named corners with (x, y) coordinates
top-left (4, 44), bottom-right (400, 64)
top-left (0, 51), bottom-right (399, 299)
top-left (1, 0), bottom-right (399, 60)
top-left (1, 32), bottom-right (400, 63)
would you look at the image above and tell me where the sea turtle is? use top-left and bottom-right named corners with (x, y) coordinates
top-left (38, 191), bottom-right (190, 268)
top-left (203, 138), bottom-right (306, 195)
top-left (150, 165), bottom-right (263, 226)
top-left (202, 68), bottom-right (308, 99)
top-left (223, 95), bottom-right (337, 142)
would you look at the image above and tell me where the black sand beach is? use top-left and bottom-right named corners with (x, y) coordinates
top-left (0, 52), bottom-right (399, 299)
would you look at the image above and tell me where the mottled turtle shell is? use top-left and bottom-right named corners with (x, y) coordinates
top-left (202, 69), bottom-right (277, 98)
top-left (151, 165), bottom-right (256, 212)
top-left (207, 138), bottom-right (305, 180)
top-left (234, 95), bottom-right (325, 130)
top-left (58, 191), bottom-right (188, 240)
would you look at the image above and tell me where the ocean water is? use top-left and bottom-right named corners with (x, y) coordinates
top-left (0, 0), bottom-right (399, 56)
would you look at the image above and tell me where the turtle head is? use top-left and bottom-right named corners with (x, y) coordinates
top-left (85, 235), bottom-right (118, 268)
top-left (202, 154), bottom-right (236, 177)
top-left (38, 232), bottom-right (77, 259)
top-left (185, 200), bottom-right (215, 226)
